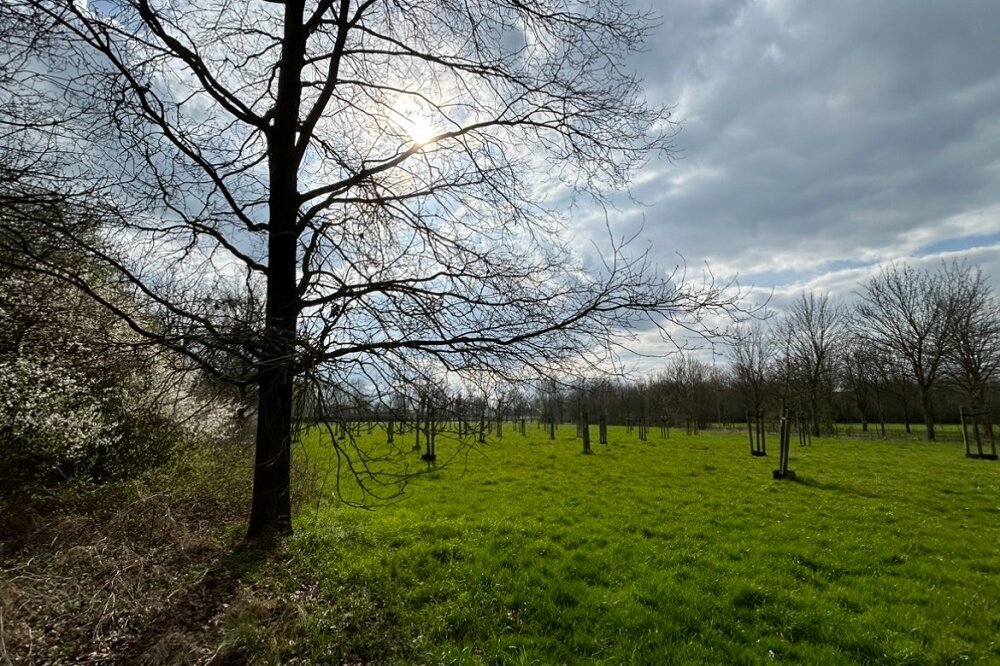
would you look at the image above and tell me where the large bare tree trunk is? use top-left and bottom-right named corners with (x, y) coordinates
top-left (247, 216), bottom-right (298, 542)
top-left (245, 213), bottom-right (298, 543)
top-left (246, 1), bottom-right (304, 544)
top-left (247, 361), bottom-right (295, 542)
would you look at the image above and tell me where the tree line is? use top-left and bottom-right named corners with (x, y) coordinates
top-left (529, 260), bottom-right (999, 441)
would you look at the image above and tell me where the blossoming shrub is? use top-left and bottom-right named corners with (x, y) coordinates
top-left (0, 353), bottom-right (119, 481)
top-left (0, 270), bottom-right (239, 487)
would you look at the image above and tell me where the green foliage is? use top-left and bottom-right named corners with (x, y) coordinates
top-left (225, 425), bottom-right (1000, 664)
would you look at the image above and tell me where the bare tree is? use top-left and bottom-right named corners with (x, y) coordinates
top-left (856, 264), bottom-right (952, 441)
top-left (727, 319), bottom-right (776, 416)
top-left (772, 317), bottom-right (798, 411)
top-left (840, 327), bottom-right (888, 435)
top-left (782, 292), bottom-right (845, 436)
top-left (2, 0), bottom-right (745, 542)
top-left (942, 260), bottom-right (1000, 412)
top-left (662, 354), bottom-right (710, 432)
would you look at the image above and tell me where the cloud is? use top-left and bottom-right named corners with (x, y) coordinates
top-left (582, 0), bottom-right (1000, 307)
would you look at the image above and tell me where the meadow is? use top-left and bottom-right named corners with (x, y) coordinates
top-left (225, 424), bottom-right (1000, 665)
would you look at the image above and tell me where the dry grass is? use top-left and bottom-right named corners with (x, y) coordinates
top-left (0, 442), bottom-right (255, 665)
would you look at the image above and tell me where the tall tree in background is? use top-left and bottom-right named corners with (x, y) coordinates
top-left (727, 319), bottom-right (775, 416)
top-left (856, 264), bottom-right (953, 441)
top-left (2, 0), bottom-right (741, 542)
top-left (840, 329), bottom-right (888, 435)
top-left (662, 354), bottom-right (710, 431)
top-left (942, 261), bottom-right (1000, 412)
top-left (782, 293), bottom-right (845, 436)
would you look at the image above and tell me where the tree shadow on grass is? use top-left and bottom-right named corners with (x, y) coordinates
top-left (788, 474), bottom-right (831, 489)
top-left (788, 474), bottom-right (880, 499)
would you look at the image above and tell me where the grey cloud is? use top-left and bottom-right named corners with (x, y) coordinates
top-left (582, 0), bottom-right (1000, 301)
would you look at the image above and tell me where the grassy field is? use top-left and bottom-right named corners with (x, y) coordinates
top-left (225, 424), bottom-right (1000, 664)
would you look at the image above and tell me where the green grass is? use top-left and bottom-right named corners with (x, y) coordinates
top-left (224, 425), bottom-right (1000, 664)
top-left (829, 422), bottom-right (968, 441)
top-left (711, 421), bottom-right (971, 442)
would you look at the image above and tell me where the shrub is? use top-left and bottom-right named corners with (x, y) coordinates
top-left (0, 269), bottom-right (241, 489)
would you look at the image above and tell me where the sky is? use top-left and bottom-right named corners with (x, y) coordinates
top-left (15, 0), bottom-right (996, 378)
top-left (588, 0), bottom-right (1000, 312)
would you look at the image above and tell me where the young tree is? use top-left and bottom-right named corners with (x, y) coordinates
top-left (856, 264), bottom-right (952, 441)
top-left (771, 319), bottom-right (799, 413)
top-left (3, 0), bottom-right (742, 542)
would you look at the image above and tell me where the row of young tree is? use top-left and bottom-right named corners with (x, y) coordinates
top-left (736, 260), bottom-right (997, 440)
top-left (529, 260), bottom-right (998, 440)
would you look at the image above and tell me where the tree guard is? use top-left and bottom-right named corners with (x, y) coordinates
top-left (747, 410), bottom-right (766, 457)
top-left (413, 397), bottom-right (424, 451)
top-left (581, 411), bottom-right (592, 454)
top-left (421, 406), bottom-right (437, 465)
top-left (961, 407), bottom-right (997, 460)
top-left (773, 408), bottom-right (796, 479)
top-left (796, 412), bottom-right (812, 447)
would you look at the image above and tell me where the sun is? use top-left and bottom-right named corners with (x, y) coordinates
top-left (405, 115), bottom-right (436, 146)
top-left (392, 96), bottom-right (438, 147)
